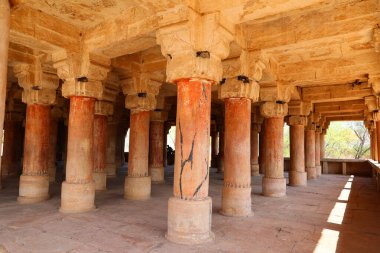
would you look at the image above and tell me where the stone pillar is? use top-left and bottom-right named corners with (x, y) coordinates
top-left (169, 79), bottom-right (214, 242)
top-left (149, 111), bottom-right (167, 184)
top-left (261, 102), bottom-right (287, 197)
top-left (250, 123), bottom-right (260, 177)
top-left (288, 116), bottom-right (307, 186)
top-left (105, 122), bottom-right (117, 177)
top-left (0, 0), bottom-right (10, 188)
top-left (60, 97), bottom-right (96, 213)
top-left (211, 129), bottom-right (218, 168)
top-left (18, 104), bottom-right (51, 204)
top-left (2, 120), bottom-right (17, 177)
top-left (221, 98), bottom-right (252, 216)
top-left (163, 125), bottom-right (169, 167)
top-left (47, 114), bottom-right (59, 183)
top-left (124, 110), bottom-right (151, 200)
top-left (217, 125), bottom-right (225, 173)
top-left (373, 129), bottom-right (378, 161)
top-left (157, 14), bottom-right (234, 244)
top-left (305, 126), bottom-right (317, 179)
top-left (320, 132), bottom-right (326, 160)
top-left (93, 101), bottom-right (113, 191)
top-left (259, 120), bottom-right (266, 175)
top-left (93, 115), bottom-right (108, 191)
top-left (315, 130), bottom-right (322, 177)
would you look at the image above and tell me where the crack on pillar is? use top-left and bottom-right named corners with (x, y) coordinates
top-left (193, 158), bottom-right (209, 198)
top-left (179, 119), bottom-right (196, 200)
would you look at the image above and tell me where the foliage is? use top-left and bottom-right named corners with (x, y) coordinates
top-left (283, 121), bottom-right (370, 159)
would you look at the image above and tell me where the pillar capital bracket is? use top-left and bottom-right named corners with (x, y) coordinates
top-left (53, 51), bottom-right (111, 99)
top-left (260, 101), bottom-right (288, 118)
top-left (95, 100), bottom-right (114, 116)
top-left (121, 72), bottom-right (163, 111)
top-left (288, 101), bottom-right (312, 116)
top-left (13, 62), bottom-right (59, 105)
top-left (260, 83), bottom-right (295, 103)
top-left (150, 111), bottom-right (168, 122)
top-left (365, 95), bottom-right (379, 112)
top-left (288, 116), bottom-right (308, 126)
top-left (156, 11), bottom-right (233, 83)
top-left (218, 77), bottom-right (259, 101)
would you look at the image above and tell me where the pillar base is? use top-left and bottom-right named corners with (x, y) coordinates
top-left (106, 164), bottom-right (117, 177)
top-left (289, 171), bottom-right (307, 186)
top-left (166, 197), bottom-right (214, 245)
top-left (93, 171), bottom-right (107, 191)
top-left (316, 165), bottom-right (322, 177)
top-left (306, 167), bottom-right (317, 179)
top-left (48, 166), bottom-right (56, 183)
top-left (262, 177), bottom-right (286, 197)
top-left (251, 164), bottom-right (260, 176)
top-left (124, 176), bottom-right (151, 200)
top-left (60, 181), bottom-right (96, 213)
top-left (221, 186), bottom-right (252, 217)
top-left (150, 166), bottom-right (165, 184)
top-left (18, 175), bottom-right (50, 204)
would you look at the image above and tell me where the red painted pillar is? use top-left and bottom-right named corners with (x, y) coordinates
top-left (60, 97), bottom-right (96, 213)
top-left (211, 130), bottom-right (218, 167)
top-left (18, 104), bottom-right (50, 203)
top-left (289, 117), bottom-right (307, 186)
top-left (262, 117), bottom-right (286, 197)
top-left (1, 120), bottom-right (16, 178)
top-left (251, 124), bottom-right (260, 176)
top-left (305, 128), bottom-right (317, 179)
top-left (320, 132), bottom-right (325, 160)
top-left (315, 131), bottom-right (321, 177)
top-left (259, 120), bottom-right (266, 175)
top-left (125, 110), bottom-right (151, 200)
top-left (167, 79), bottom-right (213, 244)
top-left (105, 122), bottom-right (117, 177)
top-left (149, 118), bottom-right (165, 184)
top-left (93, 115), bottom-right (107, 191)
top-left (217, 127), bottom-right (225, 173)
top-left (47, 117), bottom-right (58, 182)
top-left (221, 98), bottom-right (252, 216)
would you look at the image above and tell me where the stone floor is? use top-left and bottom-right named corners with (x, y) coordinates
top-left (0, 167), bottom-right (380, 253)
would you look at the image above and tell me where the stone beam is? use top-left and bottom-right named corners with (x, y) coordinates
top-left (10, 7), bottom-right (80, 52)
top-left (302, 83), bottom-right (372, 103)
top-left (242, 0), bottom-right (378, 51)
top-left (314, 100), bottom-right (365, 114)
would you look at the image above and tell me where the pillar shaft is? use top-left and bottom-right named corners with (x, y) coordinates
top-left (320, 133), bottom-right (325, 160)
top-left (105, 123), bottom-right (117, 177)
top-left (18, 104), bottom-right (50, 203)
top-left (315, 132), bottom-right (321, 177)
top-left (93, 115), bottom-right (107, 191)
top-left (262, 117), bottom-right (286, 197)
top-left (0, 0), bottom-right (10, 189)
top-left (217, 128), bottom-right (224, 173)
top-left (221, 98), bottom-right (251, 216)
top-left (2, 120), bottom-right (16, 177)
top-left (211, 130), bottom-right (218, 167)
top-left (124, 110), bottom-right (150, 200)
top-left (289, 124), bottom-right (307, 186)
top-left (47, 118), bottom-right (58, 182)
top-left (173, 79), bottom-right (211, 200)
top-left (250, 126), bottom-right (259, 176)
top-left (149, 120), bottom-right (165, 184)
top-left (259, 120), bottom-right (266, 175)
top-left (305, 129), bottom-right (316, 179)
top-left (60, 96), bottom-right (96, 213)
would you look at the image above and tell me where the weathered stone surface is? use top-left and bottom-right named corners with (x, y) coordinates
top-left (260, 101), bottom-right (288, 118)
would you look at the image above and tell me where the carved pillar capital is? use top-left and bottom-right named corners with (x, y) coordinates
top-left (260, 101), bottom-right (288, 118)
